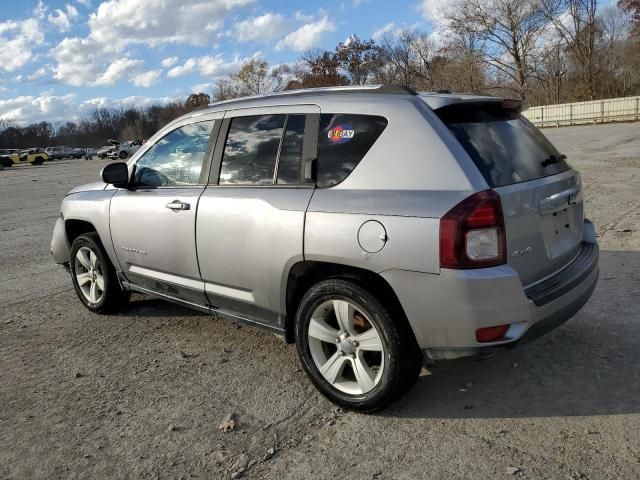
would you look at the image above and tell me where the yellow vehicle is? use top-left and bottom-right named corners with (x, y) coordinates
top-left (4, 148), bottom-right (49, 166)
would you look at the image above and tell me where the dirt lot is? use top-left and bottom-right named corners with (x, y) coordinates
top-left (1, 123), bottom-right (639, 480)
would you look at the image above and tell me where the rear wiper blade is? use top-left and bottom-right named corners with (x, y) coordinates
top-left (541, 154), bottom-right (567, 168)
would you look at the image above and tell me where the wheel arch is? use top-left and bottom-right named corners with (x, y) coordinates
top-left (65, 219), bottom-right (98, 246)
top-left (284, 261), bottom-right (412, 344)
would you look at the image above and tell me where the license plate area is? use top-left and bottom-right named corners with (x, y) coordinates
top-left (541, 206), bottom-right (582, 258)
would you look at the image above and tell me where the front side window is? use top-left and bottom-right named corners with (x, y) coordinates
top-left (219, 115), bottom-right (285, 185)
top-left (317, 114), bottom-right (388, 187)
top-left (133, 120), bottom-right (214, 187)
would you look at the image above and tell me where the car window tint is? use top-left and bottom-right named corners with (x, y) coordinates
top-left (317, 114), bottom-right (388, 187)
top-left (219, 114), bottom-right (286, 185)
top-left (436, 103), bottom-right (570, 187)
top-left (133, 120), bottom-right (214, 187)
top-left (276, 114), bottom-right (306, 185)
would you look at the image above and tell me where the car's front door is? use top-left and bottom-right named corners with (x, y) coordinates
top-left (196, 105), bottom-right (320, 327)
top-left (110, 114), bottom-right (220, 305)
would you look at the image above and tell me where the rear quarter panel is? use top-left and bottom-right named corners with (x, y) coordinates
top-left (304, 210), bottom-right (440, 275)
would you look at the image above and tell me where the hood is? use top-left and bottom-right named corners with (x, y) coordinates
top-left (66, 181), bottom-right (108, 195)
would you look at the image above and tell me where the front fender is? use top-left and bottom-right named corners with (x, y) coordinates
top-left (51, 217), bottom-right (70, 264)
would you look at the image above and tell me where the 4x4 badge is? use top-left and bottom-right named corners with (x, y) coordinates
top-left (512, 246), bottom-right (532, 257)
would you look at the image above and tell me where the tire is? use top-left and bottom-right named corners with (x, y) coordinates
top-left (31, 157), bottom-right (44, 165)
top-left (295, 279), bottom-right (422, 412)
top-left (69, 232), bottom-right (130, 313)
top-left (119, 151), bottom-right (128, 159)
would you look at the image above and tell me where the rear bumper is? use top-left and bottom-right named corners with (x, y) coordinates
top-left (382, 220), bottom-right (599, 361)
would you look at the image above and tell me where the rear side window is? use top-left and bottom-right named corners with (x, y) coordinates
top-left (219, 114), bottom-right (285, 185)
top-left (436, 103), bottom-right (570, 188)
top-left (317, 114), bottom-right (388, 187)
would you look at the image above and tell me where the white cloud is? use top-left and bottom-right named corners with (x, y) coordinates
top-left (276, 16), bottom-right (335, 51)
top-left (167, 53), bottom-right (258, 79)
top-left (161, 56), bottom-right (179, 68)
top-left (372, 22), bottom-right (397, 42)
top-left (419, 0), bottom-right (458, 25)
top-left (0, 93), bottom-right (174, 125)
top-left (233, 13), bottom-right (286, 42)
top-left (0, 18), bottom-right (45, 72)
top-left (51, 37), bottom-right (104, 85)
top-left (87, 0), bottom-right (254, 52)
top-left (82, 95), bottom-right (171, 111)
top-left (33, 1), bottom-right (48, 20)
top-left (50, 0), bottom-right (256, 86)
top-left (0, 94), bottom-right (77, 124)
top-left (94, 58), bottom-right (143, 86)
top-left (191, 82), bottom-right (216, 94)
top-left (48, 4), bottom-right (80, 33)
top-left (132, 69), bottom-right (162, 88)
top-left (75, 0), bottom-right (92, 6)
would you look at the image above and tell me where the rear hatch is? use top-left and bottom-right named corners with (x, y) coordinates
top-left (435, 101), bottom-right (584, 286)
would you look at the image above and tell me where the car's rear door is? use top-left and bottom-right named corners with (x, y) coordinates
top-left (436, 101), bottom-right (584, 286)
top-left (196, 105), bottom-right (319, 327)
top-left (109, 112), bottom-right (221, 305)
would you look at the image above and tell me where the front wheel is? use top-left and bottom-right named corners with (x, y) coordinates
top-left (295, 279), bottom-right (422, 412)
top-left (70, 233), bottom-right (129, 313)
top-left (119, 151), bottom-right (128, 159)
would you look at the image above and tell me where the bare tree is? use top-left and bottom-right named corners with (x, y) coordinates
top-left (378, 28), bottom-right (437, 88)
top-left (287, 49), bottom-right (348, 89)
top-left (448, 0), bottom-right (548, 99)
top-left (619, 0), bottom-right (640, 36)
top-left (541, 0), bottom-right (600, 100)
top-left (335, 35), bottom-right (385, 85)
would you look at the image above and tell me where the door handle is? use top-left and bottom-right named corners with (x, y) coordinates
top-left (166, 200), bottom-right (190, 211)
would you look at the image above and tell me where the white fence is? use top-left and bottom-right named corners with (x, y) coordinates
top-left (523, 96), bottom-right (640, 127)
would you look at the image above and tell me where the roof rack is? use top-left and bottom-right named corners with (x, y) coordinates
top-left (207, 84), bottom-right (418, 107)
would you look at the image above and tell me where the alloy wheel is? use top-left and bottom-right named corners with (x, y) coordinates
top-left (307, 299), bottom-right (385, 395)
top-left (74, 246), bottom-right (105, 304)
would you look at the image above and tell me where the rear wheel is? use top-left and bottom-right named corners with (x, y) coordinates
top-left (70, 233), bottom-right (129, 313)
top-left (295, 279), bottom-right (422, 412)
top-left (31, 156), bottom-right (45, 165)
top-left (119, 151), bottom-right (128, 159)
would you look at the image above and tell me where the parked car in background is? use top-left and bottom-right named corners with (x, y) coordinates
top-left (45, 146), bottom-right (83, 159)
top-left (107, 140), bottom-right (142, 160)
top-left (4, 148), bottom-right (49, 165)
top-left (51, 85), bottom-right (599, 411)
top-left (97, 140), bottom-right (119, 159)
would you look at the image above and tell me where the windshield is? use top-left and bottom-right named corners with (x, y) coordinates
top-left (436, 103), bottom-right (570, 188)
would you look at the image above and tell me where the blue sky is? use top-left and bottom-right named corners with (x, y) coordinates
top-left (0, 0), bottom-right (439, 125)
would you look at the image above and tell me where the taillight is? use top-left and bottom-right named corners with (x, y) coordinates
top-left (440, 189), bottom-right (506, 269)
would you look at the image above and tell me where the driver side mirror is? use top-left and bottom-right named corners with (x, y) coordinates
top-left (101, 162), bottom-right (130, 188)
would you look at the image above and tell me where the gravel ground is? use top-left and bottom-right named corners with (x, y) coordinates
top-left (1, 123), bottom-right (639, 480)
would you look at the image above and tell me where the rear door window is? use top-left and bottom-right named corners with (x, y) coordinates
top-left (219, 114), bottom-right (285, 185)
top-left (436, 103), bottom-right (570, 188)
top-left (317, 114), bottom-right (388, 187)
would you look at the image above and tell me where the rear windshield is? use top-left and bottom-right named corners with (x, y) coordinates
top-left (436, 103), bottom-right (570, 188)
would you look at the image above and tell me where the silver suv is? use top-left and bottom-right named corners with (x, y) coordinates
top-left (51, 85), bottom-right (599, 411)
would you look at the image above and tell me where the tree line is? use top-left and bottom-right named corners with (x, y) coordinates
top-left (1, 0), bottom-right (639, 150)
